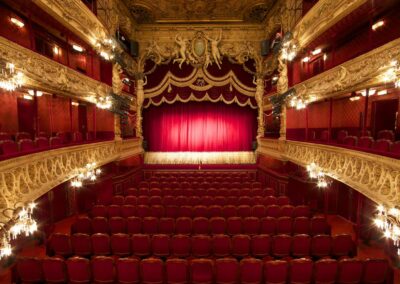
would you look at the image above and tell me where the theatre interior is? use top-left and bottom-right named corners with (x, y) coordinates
top-left (0, 0), bottom-right (400, 283)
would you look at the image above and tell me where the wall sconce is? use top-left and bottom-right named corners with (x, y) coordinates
top-left (10, 17), bottom-right (24, 28)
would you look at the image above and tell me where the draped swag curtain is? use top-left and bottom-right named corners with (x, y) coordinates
top-left (143, 102), bottom-right (257, 152)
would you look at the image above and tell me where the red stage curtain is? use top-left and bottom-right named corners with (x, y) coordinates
top-left (143, 102), bottom-right (257, 152)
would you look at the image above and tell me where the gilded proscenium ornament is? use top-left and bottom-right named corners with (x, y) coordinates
top-left (0, 36), bottom-right (111, 103)
top-left (255, 77), bottom-right (265, 139)
top-left (257, 138), bottom-right (400, 208)
top-left (135, 76), bottom-right (145, 139)
top-left (0, 139), bottom-right (143, 223)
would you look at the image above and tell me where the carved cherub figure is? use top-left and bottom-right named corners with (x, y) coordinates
top-left (206, 30), bottom-right (223, 69)
top-left (173, 35), bottom-right (188, 68)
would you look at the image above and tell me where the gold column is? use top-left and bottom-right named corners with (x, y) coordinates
top-left (255, 77), bottom-right (265, 141)
top-left (135, 76), bottom-right (145, 139)
top-left (277, 57), bottom-right (288, 140)
top-left (114, 114), bottom-right (122, 140)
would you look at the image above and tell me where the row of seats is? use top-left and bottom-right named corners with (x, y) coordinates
top-left (90, 204), bottom-right (305, 219)
top-left (72, 216), bottom-right (329, 236)
top-left (134, 181), bottom-right (263, 189)
top-left (121, 187), bottom-right (275, 197)
top-left (15, 256), bottom-right (391, 284)
top-left (48, 233), bottom-right (354, 259)
top-left (343, 136), bottom-right (400, 153)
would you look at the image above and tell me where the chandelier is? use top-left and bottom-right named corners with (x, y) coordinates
top-left (289, 96), bottom-right (307, 110)
top-left (96, 96), bottom-right (112, 110)
top-left (306, 162), bottom-right (330, 188)
top-left (71, 162), bottom-right (102, 188)
top-left (280, 32), bottom-right (298, 62)
top-left (0, 202), bottom-right (37, 259)
top-left (94, 38), bottom-right (116, 61)
top-left (0, 62), bottom-right (24, 91)
top-left (374, 205), bottom-right (400, 255)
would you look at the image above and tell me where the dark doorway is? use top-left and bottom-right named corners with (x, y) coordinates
top-left (17, 97), bottom-right (35, 135)
top-left (371, 99), bottom-right (398, 137)
top-left (78, 104), bottom-right (87, 139)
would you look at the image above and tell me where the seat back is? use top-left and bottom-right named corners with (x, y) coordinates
top-left (362, 259), bottom-right (390, 284)
top-left (91, 233), bottom-right (111, 256)
top-left (290, 258), bottom-right (313, 284)
top-left (66, 257), bottom-right (91, 283)
top-left (240, 258), bottom-right (263, 284)
top-left (111, 233), bottom-right (131, 256)
top-left (264, 260), bottom-right (288, 284)
top-left (140, 258), bottom-right (164, 284)
top-left (215, 258), bottom-right (239, 284)
top-left (71, 233), bottom-right (92, 257)
top-left (190, 258), bottom-right (214, 284)
top-left (91, 256), bottom-right (115, 283)
top-left (49, 233), bottom-right (72, 257)
top-left (166, 258), bottom-right (188, 284)
top-left (337, 259), bottom-right (363, 284)
top-left (42, 257), bottom-right (67, 283)
top-left (116, 258), bottom-right (140, 284)
top-left (17, 257), bottom-right (44, 283)
top-left (314, 258), bottom-right (338, 284)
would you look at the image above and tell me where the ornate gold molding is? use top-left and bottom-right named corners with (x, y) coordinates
top-left (294, 38), bottom-right (400, 101)
top-left (0, 36), bottom-right (111, 103)
top-left (0, 139), bottom-right (143, 222)
top-left (293, 0), bottom-right (367, 48)
top-left (257, 138), bottom-right (400, 207)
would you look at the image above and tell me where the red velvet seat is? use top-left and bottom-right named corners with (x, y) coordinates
top-left (377, 129), bottom-right (395, 141)
top-left (35, 137), bottom-right (49, 149)
top-left (311, 234), bottom-right (332, 258)
top-left (159, 217), bottom-right (175, 235)
top-left (166, 258), bottom-right (188, 284)
top-left (0, 132), bottom-right (11, 140)
top-left (343, 136), bottom-right (357, 146)
top-left (116, 258), bottom-right (140, 284)
top-left (92, 217), bottom-right (109, 234)
top-left (17, 257), bottom-right (44, 283)
top-left (111, 233), bottom-right (131, 257)
top-left (223, 205), bottom-right (237, 218)
top-left (142, 217), bottom-right (159, 234)
top-left (260, 217), bottom-right (276, 235)
top-left (332, 234), bottom-right (354, 258)
top-left (239, 196), bottom-right (251, 206)
top-left (238, 205), bottom-right (252, 217)
top-left (362, 259), bottom-right (390, 284)
top-left (264, 260), bottom-right (288, 284)
top-left (49, 136), bottom-right (63, 147)
top-left (213, 234), bottom-right (231, 257)
top-left (125, 196), bottom-right (138, 205)
top-left (92, 256), bottom-right (115, 283)
top-left (49, 233), bottom-right (72, 257)
top-left (175, 217), bottom-right (192, 235)
top-left (42, 257), bottom-right (67, 283)
top-left (293, 205), bottom-right (311, 218)
top-left (192, 235), bottom-right (212, 257)
top-left (314, 258), bottom-right (338, 284)
top-left (137, 205), bottom-right (151, 218)
top-left (293, 217), bottom-right (310, 235)
top-left (337, 258), bottom-right (363, 284)
top-left (208, 205), bottom-right (223, 217)
top-left (149, 188), bottom-right (162, 196)
top-left (232, 234), bottom-right (251, 258)
top-left (279, 205), bottom-right (294, 217)
top-left (373, 139), bottom-right (392, 152)
top-left (179, 205), bottom-right (193, 218)
top-left (292, 234), bottom-right (311, 258)
top-left (150, 196), bottom-right (162, 206)
top-left (109, 216), bottom-right (126, 234)
top-left (251, 205), bottom-right (266, 218)
top-left (72, 217), bottom-right (92, 234)
top-left (16, 132), bottom-right (31, 142)
top-left (264, 187), bottom-right (275, 196)
top-left (71, 233), bottom-right (92, 257)
top-left (215, 258), bottom-right (239, 284)
top-left (272, 234), bottom-right (292, 258)
top-left (337, 130), bottom-right (348, 144)
top-left (141, 258), bottom-right (164, 284)
top-left (152, 234), bottom-right (170, 258)
top-left (194, 205), bottom-right (208, 218)
top-left (177, 196), bottom-right (188, 206)
top-left (266, 205), bottom-right (280, 218)
top-left (66, 256), bottom-right (91, 284)
top-left (310, 216), bottom-right (329, 235)
top-left (92, 205), bottom-right (108, 218)
top-left (121, 205), bottom-right (136, 218)
top-left (243, 217), bottom-right (260, 235)
top-left (171, 234), bottom-right (191, 258)
top-left (190, 258), bottom-right (214, 284)
top-left (277, 196), bottom-right (290, 206)
top-left (276, 216), bottom-right (292, 235)
top-left (138, 195), bottom-right (150, 205)
top-left (391, 141), bottom-right (400, 154)
top-left (150, 205), bottom-right (164, 218)
top-left (193, 217), bottom-right (210, 234)
top-left (227, 217), bottom-right (242, 235)
top-left (251, 234), bottom-right (271, 258)
top-left (290, 258), bottom-right (313, 284)
top-left (240, 258), bottom-right (263, 284)
top-left (126, 216), bottom-right (142, 234)
top-left (91, 233), bottom-right (111, 255)
top-left (0, 139), bottom-right (18, 155)
top-left (19, 139), bottom-right (36, 152)
top-left (165, 206), bottom-right (178, 218)
top-left (358, 136), bottom-right (374, 148)
top-left (210, 217), bottom-right (226, 234)
top-left (112, 195), bottom-right (124, 205)
top-left (131, 234), bottom-right (151, 257)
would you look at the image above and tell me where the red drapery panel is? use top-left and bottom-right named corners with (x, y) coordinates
top-left (143, 102), bottom-right (257, 152)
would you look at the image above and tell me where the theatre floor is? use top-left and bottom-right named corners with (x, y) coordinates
top-left (1, 214), bottom-right (398, 283)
